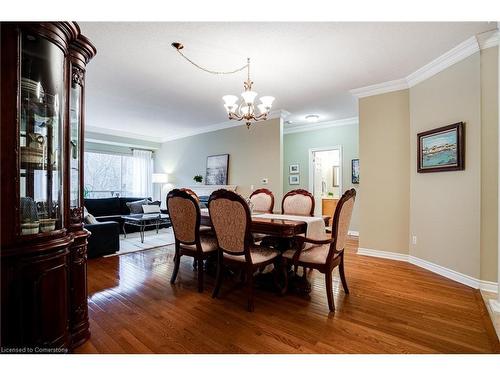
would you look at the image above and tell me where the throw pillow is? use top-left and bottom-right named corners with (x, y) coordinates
top-left (126, 199), bottom-right (150, 214)
top-left (85, 213), bottom-right (98, 224)
top-left (83, 206), bottom-right (89, 219)
top-left (142, 204), bottom-right (160, 214)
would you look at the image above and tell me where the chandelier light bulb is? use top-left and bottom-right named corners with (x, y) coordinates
top-left (222, 95), bottom-right (238, 106)
top-left (241, 90), bottom-right (258, 105)
top-left (259, 96), bottom-right (275, 109)
top-left (257, 104), bottom-right (268, 115)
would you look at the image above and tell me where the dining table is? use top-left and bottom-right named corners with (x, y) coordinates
top-left (199, 208), bottom-right (330, 246)
top-left (199, 208), bottom-right (331, 294)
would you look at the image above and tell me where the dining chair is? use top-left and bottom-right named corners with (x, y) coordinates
top-left (167, 189), bottom-right (218, 292)
top-left (180, 188), bottom-right (200, 203)
top-left (282, 188), bottom-right (356, 312)
top-left (208, 189), bottom-right (281, 311)
top-left (249, 188), bottom-right (274, 213)
top-left (180, 187), bottom-right (213, 234)
top-left (282, 189), bottom-right (315, 216)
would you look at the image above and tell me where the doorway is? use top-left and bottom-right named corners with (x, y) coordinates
top-left (308, 146), bottom-right (342, 217)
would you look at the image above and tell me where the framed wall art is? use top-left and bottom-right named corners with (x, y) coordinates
top-left (206, 154), bottom-right (229, 185)
top-left (351, 159), bottom-right (359, 184)
top-left (417, 122), bottom-right (464, 173)
top-left (289, 175), bottom-right (300, 185)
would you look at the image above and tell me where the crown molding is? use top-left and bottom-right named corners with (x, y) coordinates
top-left (86, 125), bottom-right (163, 144)
top-left (160, 108), bottom-right (290, 143)
top-left (406, 36), bottom-right (480, 87)
top-left (283, 116), bottom-right (358, 135)
top-left (350, 79), bottom-right (408, 99)
top-left (85, 137), bottom-right (160, 150)
top-left (477, 29), bottom-right (499, 50)
top-left (350, 33), bottom-right (488, 98)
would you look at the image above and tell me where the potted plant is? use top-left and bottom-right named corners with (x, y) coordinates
top-left (193, 175), bottom-right (203, 184)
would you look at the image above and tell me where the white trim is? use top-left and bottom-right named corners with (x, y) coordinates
top-left (284, 117), bottom-right (358, 134)
top-left (160, 109), bottom-right (290, 143)
top-left (350, 34), bottom-right (484, 98)
top-left (408, 255), bottom-right (480, 290)
top-left (86, 125), bottom-right (162, 144)
top-left (489, 299), bottom-right (500, 313)
top-left (348, 230), bottom-right (359, 237)
top-left (357, 247), bottom-right (409, 262)
top-left (406, 36), bottom-right (480, 87)
top-left (86, 138), bottom-right (160, 150)
top-left (350, 79), bottom-right (408, 99)
top-left (356, 248), bottom-right (499, 292)
top-left (477, 29), bottom-right (499, 50)
top-left (480, 281), bottom-right (500, 294)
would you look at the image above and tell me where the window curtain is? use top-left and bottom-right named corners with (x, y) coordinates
top-left (132, 149), bottom-right (153, 198)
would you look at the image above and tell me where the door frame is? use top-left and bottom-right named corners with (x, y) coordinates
top-left (308, 145), bottom-right (343, 197)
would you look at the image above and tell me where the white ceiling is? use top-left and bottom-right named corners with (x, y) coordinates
top-left (80, 22), bottom-right (495, 142)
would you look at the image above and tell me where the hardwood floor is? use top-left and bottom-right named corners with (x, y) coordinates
top-left (75, 237), bottom-right (500, 354)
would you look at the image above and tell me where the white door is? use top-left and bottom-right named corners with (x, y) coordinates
top-left (312, 152), bottom-right (323, 216)
top-left (309, 147), bottom-right (342, 217)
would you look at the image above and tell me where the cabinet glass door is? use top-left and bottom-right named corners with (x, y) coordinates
top-left (19, 31), bottom-right (64, 236)
top-left (70, 69), bottom-right (82, 208)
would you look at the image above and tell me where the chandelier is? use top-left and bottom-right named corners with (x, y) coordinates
top-left (172, 42), bottom-right (275, 128)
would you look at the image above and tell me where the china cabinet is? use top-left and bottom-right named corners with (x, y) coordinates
top-left (1, 22), bottom-right (96, 351)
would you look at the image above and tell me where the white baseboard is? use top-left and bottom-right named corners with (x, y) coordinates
top-left (489, 299), bottom-right (500, 313)
top-left (348, 230), bottom-right (359, 237)
top-left (357, 247), bottom-right (498, 292)
top-left (357, 247), bottom-right (409, 262)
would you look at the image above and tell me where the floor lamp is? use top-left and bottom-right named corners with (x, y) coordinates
top-left (152, 173), bottom-right (168, 208)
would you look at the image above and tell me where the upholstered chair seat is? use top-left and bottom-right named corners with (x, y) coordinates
top-left (167, 189), bottom-right (219, 293)
top-left (224, 245), bottom-right (280, 264)
top-left (283, 243), bottom-right (340, 265)
top-left (283, 188), bottom-right (356, 312)
top-left (209, 189), bottom-right (282, 311)
top-left (180, 234), bottom-right (218, 253)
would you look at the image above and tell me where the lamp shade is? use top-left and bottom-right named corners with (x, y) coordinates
top-left (222, 95), bottom-right (238, 106)
top-left (259, 96), bottom-right (275, 109)
top-left (152, 173), bottom-right (168, 184)
top-left (241, 90), bottom-right (258, 105)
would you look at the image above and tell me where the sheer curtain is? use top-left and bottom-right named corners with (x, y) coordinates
top-left (132, 149), bottom-right (153, 198)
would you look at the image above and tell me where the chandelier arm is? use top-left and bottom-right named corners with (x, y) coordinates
top-left (172, 43), bottom-right (248, 75)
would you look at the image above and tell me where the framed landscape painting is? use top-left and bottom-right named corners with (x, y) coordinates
top-left (351, 159), bottom-right (359, 184)
top-left (206, 154), bottom-right (229, 185)
top-left (417, 122), bottom-right (464, 173)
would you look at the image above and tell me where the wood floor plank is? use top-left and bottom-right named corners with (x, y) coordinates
top-left (74, 237), bottom-right (500, 354)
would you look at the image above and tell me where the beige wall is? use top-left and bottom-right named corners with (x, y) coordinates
top-left (154, 118), bottom-right (284, 202)
top-left (359, 90), bottom-right (410, 254)
top-left (409, 53), bottom-right (482, 279)
top-left (480, 46), bottom-right (499, 282)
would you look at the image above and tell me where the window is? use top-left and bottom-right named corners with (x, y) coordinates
top-left (84, 151), bottom-right (152, 198)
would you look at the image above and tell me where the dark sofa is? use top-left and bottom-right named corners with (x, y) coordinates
top-left (85, 221), bottom-right (120, 258)
top-left (85, 197), bottom-right (152, 233)
top-left (84, 196), bottom-right (152, 258)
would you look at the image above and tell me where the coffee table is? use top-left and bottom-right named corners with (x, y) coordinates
top-left (121, 213), bottom-right (171, 243)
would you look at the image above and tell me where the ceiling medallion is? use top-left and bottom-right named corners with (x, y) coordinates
top-left (172, 42), bottom-right (275, 129)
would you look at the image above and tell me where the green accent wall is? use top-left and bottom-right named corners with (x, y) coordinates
top-left (283, 124), bottom-right (359, 231)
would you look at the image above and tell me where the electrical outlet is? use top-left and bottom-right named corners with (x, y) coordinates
top-left (412, 235), bottom-right (417, 245)
top-left (261, 178), bottom-right (268, 184)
